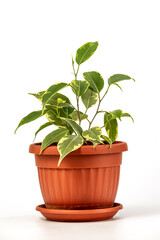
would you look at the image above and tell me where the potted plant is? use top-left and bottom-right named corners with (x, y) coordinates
top-left (15, 41), bottom-right (134, 222)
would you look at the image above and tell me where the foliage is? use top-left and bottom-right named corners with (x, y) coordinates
top-left (15, 41), bottom-right (134, 166)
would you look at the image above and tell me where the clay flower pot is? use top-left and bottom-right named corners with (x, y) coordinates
top-left (29, 141), bottom-right (127, 214)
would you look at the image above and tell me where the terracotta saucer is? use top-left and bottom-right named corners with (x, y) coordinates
top-left (36, 203), bottom-right (123, 222)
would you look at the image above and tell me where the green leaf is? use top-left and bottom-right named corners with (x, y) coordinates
top-left (121, 112), bottom-right (134, 122)
top-left (15, 110), bottom-right (43, 133)
top-left (33, 122), bottom-right (52, 141)
top-left (45, 110), bottom-right (67, 127)
top-left (43, 92), bottom-right (74, 119)
top-left (57, 135), bottom-right (84, 166)
top-left (45, 102), bottom-right (74, 124)
top-left (28, 91), bottom-right (45, 101)
top-left (47, 93), bottom-right (71, 105)
top-left (62, 118), bottom-right (83, 135)
top-left (83, 71), bottom-right (104, 93)
top-left (57, 98), bottom-right (66, 104)
top-left (110, 110), bottom-right (122, 121)
top-left (104, 119), bottom-right (118, 143)
top-left (90, 140), bottom-right (101, 148)
top-left (42, 83), bottom-right (68, 111)
top-left (101, 135), bottom-right (112, 147)
top-left (112, 83), bottom-right (123, 92)
top-left (45, 102), bottom-right (74, 113)
top-left (46, 109), bottom-right (73, 133)
top-left (41, 128), bottom-right (69, 153)
top-left (108, 74), bottom-right (135, 85)
top-left (72, 55), bottom-right (74, 66)
top-left (104, 111), bottom-right (111, 122)
top-left (104, 110), bottom-right (122, 121)
top-left (76, 41), bottom-right (98, 65)
top-left (60, 106), bottom-right (74, 118)
top-left (81, 88), bottom-right (98, 109)
top-left (82, 127), bottom-right (103, 143)
top-left (71, 80), bottom-right (89, 97)
top-left (104, 110), bottom-right (134, 123)
top-left (70, 110), bottom-right (88, 121)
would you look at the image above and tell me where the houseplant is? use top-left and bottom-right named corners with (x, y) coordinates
top-left (15, 41), bottom-right (134, 221)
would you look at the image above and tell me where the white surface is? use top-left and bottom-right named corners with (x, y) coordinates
top-left (1, 205), bottom-right (160, 240)
top-left (0, 0), bottom-right (160, 239)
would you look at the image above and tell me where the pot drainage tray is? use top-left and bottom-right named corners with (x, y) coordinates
top-left (36, 202), bottom-right (123, 222)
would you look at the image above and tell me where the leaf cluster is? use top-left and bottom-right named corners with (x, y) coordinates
top-left (15, 41), bottom-right (135, 166)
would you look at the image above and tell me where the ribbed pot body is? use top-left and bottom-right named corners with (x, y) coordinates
top-left (29, 142), bottom-right (128, 210)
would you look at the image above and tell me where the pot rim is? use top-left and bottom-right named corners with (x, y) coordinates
top-left (29, 141), bottom-right (128, 156)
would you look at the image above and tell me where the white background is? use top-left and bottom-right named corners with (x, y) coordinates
top-left (0, 0), bottom-right (160, 239)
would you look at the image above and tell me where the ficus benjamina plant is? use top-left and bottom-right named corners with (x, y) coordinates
top-left (15, 41), bottom-right (135, 166)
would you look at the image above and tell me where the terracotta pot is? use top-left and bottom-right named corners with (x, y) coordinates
top-left (29, 141), bottom-right (127, 210)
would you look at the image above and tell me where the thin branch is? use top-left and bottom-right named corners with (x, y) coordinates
top-left (97, 110), bottom-right (107, 113)
top-left (75, 64), bottom-right (80, 78)
top-left (72, 58), bottom-right (81, 125)
top-left (100, 85), bottom-right (110, 102)
top-left (76, 95), bottom-right (81, 125)
top-left (88, 85), bottom-right (111, 129)
top-left (86, 118), bottom-right (91, 124)
top-left (72, 55), bottom-right (76, 75)
top-left (88, 94), bottom-right (101, 129)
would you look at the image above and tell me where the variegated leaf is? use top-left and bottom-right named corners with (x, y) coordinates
top-left (28, 91), bottom-right (45, 101)
top-left (71, 80), bottom-right (89, 97)
top-left (44, 92), bottom-right (74, 119)
top-left (104, 110), bottom-right (133, 123)
top-left (47, 92), bottom-right (71, 106)
top-left (82, 126), bottom-right (103, 143)
top-left (104, 118), bottom-right (118, 143)
top-left (42, 82), bottom-right (68, 111)
top-left (45, 110), bottom-right (67, 128)
top-left (104, 110), bottom-right (122, 121)
top-left (41, 128), bottom-right (69, 153)
top-left (83, 71), bottom-right (104, 93)
top-left (81, 88), bottom-right (98, 109)
top-left (104, 111), bottom-right (110, 122)
top-left (62, 118), bottom-right (83, 135)
top-left (76, 41), bottom-right (98, 65)
top-left (57, 135), bottom-right (84, 166)
top-left (70, 110), bottom-right (88, 121)
top-left (108, 74), bottom-right (135, 85)
top-left (101, 135), bottom-right (112, 147)
top-left (45, 103), bottom-right (74, 115)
